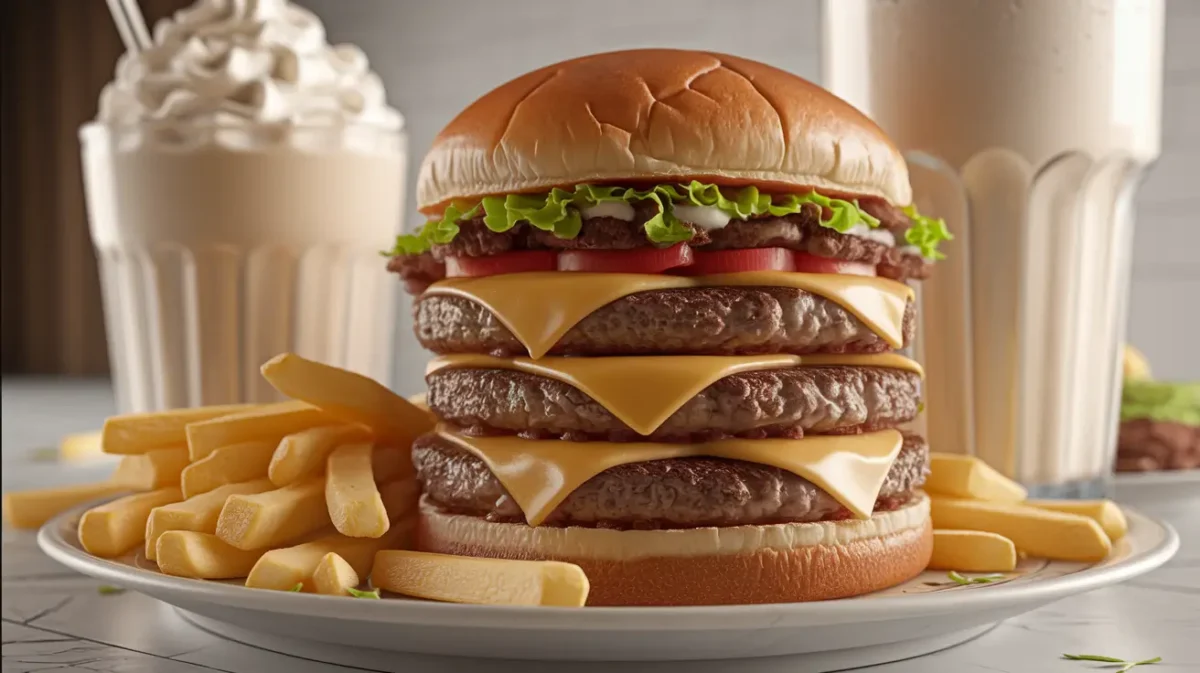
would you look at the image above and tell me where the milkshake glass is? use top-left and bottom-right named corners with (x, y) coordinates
top-left (822, 0), bottom-right (1165, 496)
top-left (82, 0), bottom-right (405, 412)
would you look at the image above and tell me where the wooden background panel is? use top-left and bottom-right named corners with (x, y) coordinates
top-left (0, 0), bottom-right (190, 376)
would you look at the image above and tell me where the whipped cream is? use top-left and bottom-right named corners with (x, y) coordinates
top-left (98, 0), bottom-right (402, 134)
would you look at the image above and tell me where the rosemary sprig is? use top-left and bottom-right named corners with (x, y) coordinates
top-left (1063, 653), bottom-right (1162, 672)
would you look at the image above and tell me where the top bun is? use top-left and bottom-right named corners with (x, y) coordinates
top-left (417, 49), bottom-right (911, 212)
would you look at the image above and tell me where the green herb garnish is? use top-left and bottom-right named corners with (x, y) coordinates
top-left (1063, 654), bottom-right (1162, 672)
top-left (288, 583), bottom-right (304, 592)
top-left (97, 585), bottom-right (125, 595)
top-left (388, 181), bottom-right (933, 257)
top-left (948, 571), bottom-right (1006, 585)
top-left (346, 587), bottom-right (381, 599)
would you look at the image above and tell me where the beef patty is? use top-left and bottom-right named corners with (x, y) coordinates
top-left (389, 204), bottom-right (930, 294)
top-left (413, 432), bottom-right (929, 529)
top-left (1116, 418), bottom-right (1200, 472)
top-left (427, 365), bottom-right (921, 442)
top-left (414, 286), bottom-right (916, 357)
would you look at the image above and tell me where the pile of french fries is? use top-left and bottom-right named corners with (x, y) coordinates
top-left (3, 355), bottom-right (1126, 603)
top-left (3, 353), bottom-right (590, 606)
top-left (926, 453), bottom-right (1127, 571)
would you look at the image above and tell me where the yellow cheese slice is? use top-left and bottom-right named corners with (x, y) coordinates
top-left (428, 353), bottom-right (922, 436)
top-left (425, 271), bottom-right (913, 358)
top-left (436, 427), bottom-right (904, 525)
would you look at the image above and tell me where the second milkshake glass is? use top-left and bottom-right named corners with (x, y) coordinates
top-left (822, 0), bottom-right (1166, 496)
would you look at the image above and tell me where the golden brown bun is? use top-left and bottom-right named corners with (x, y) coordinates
top-left (417, 49), bottom-right (911, 212)
top-left (417, 493), bottom-right (933, 606)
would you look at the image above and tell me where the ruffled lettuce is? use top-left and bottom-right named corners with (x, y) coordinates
top-left (1121, 380), bottom-right (1200, 426)
top-left (388, 181), bottom-right (940, 257)
top-left (902, 205), bottom-right (953, 260)
top-left (389, 202), bottom-right (479, 255)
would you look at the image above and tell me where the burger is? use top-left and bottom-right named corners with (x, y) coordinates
top-left (387, 49), bottom-right (950, 606)
top-left (1116, 347), bottom-right (1199, 472)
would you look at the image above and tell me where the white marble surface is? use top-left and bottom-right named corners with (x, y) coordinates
top-left (2, 378), bottom-right (1198, 673)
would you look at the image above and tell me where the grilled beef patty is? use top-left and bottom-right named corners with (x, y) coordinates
top-left (413, 432), bottom-right (929, 529)
top-left (413, 286), bottom-right (915, 357)
top-left (427, 365), bottom-right (921, 442)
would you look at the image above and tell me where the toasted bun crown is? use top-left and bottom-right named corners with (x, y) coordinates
top-left (417, 49), bottom-right (911, 212)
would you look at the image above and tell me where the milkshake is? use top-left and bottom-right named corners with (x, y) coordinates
top-left (822, 0), bottom-right (1165, 495)
top-left (82, 0), bottom-right (405, 412)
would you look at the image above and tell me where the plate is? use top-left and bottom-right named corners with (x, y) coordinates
top-left (1114, 469), bottom-right (1200, 505)
top-left (38, 502), bottom-right (1178, 664)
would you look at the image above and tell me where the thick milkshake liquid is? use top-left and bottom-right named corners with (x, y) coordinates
top-left (82, 0), bottom-right (406, 411)
top-left (82, 126), bottom-right (403, 410)
top-left (823, 0), bottom-right (1164, 491)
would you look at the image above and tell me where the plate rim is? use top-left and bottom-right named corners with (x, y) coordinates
top-left (37, 501), bottom-right (1179, 632)
top-left (1113, 468), bottom-right (1200, 486)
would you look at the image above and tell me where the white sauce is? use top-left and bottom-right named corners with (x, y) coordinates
top-left (672, 204), bottom-right (732, 230)
top-left (579, 201), bottom-right (636, 221)
top-left (847, 222), bottom-right (896, 247)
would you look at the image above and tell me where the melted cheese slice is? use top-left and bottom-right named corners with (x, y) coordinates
top-left (427, 353), bottom-right (923, 436)
top-left (425, 271), bottom-right (913, 358)
top-left (437, 427), bottom-right (904, 526)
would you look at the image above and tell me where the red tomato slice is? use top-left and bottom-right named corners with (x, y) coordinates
top-left (677, 247), bottom-right (796, 275)
top-left (558, 243), bottom-right (693, 273)
top-left (792, 252), bottom-right (877, 277)
top-left (444, 250), bottom-right (558, 278)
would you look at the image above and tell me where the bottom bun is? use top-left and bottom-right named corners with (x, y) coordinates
top-left (417, 493), bottom-right (933, 606)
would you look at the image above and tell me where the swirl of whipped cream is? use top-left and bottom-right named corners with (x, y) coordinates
top-left (98, 0), bottom-right (402, 132)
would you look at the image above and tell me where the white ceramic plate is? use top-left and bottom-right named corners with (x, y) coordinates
top-left (39, 503), bottom-right (1178, 665)
top-left (1114, 469), bottom-right (1200, 505)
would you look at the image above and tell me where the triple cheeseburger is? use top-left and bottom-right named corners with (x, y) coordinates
top-left (388, 49), bottom-right (950, 605)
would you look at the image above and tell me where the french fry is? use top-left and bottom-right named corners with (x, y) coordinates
top-left (928, 529), bottom-right (1017, 572)
top-left (371, 550), bottom-right (590, 607)
top-left (326, 443), bottom-right (389, 538)
top-left (1026, 499), bottom-right (1128, 541)
top-left (378, 479), bottom-right (420, 522)
top-left (268, 424), bottom-right (372, 487)
top-left (930, 497), bottom-right (1111, 563)
top-left (186, 400), bottom-right (336, 461)
top-left (312, 552), bottom-right (359, 596)
top-left (103, 404), bottom-right (254, 455)
top-left (3, 482), bottom-right (127, 530)
top-left (180, 441), bottom-right (276, 499)
top-left (260, 353), bottom-right (433, 448)
top-left (145, 479), bottom-right (275, 560)
top-left (78, 487), bottom-right (182, 558)
top-left (60, 431), bottom-right (105, 463)
top-left (925, 453), bottom-right (1027, 503)
top-left (155, 531), bottom-right (266, 579)
top-left (216, 477), bottom-right (330, 550)
top-left (371, 446), bottom-right (412, 484)
top-left (244, 521), bottom-right (412, 591)
top-left (111, 446), bottom-right (191, 490)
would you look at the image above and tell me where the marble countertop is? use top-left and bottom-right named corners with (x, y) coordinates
top-left (3, 378), bottom-right (1198, 673)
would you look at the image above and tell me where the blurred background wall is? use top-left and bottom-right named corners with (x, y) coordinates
top-left (2, 0), bottom-right (1197, 393)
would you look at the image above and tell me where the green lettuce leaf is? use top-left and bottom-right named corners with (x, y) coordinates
top-left (902, 205), bottom-right (952, 260)
top-left (389, 202), bottom-right (478, 255)
top-left (677, 180), bottom-right (880, 232)
top-left (387, 182), bottom-right (941, 258)
top-left (1121, 380), bottom-right (1200, 426)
